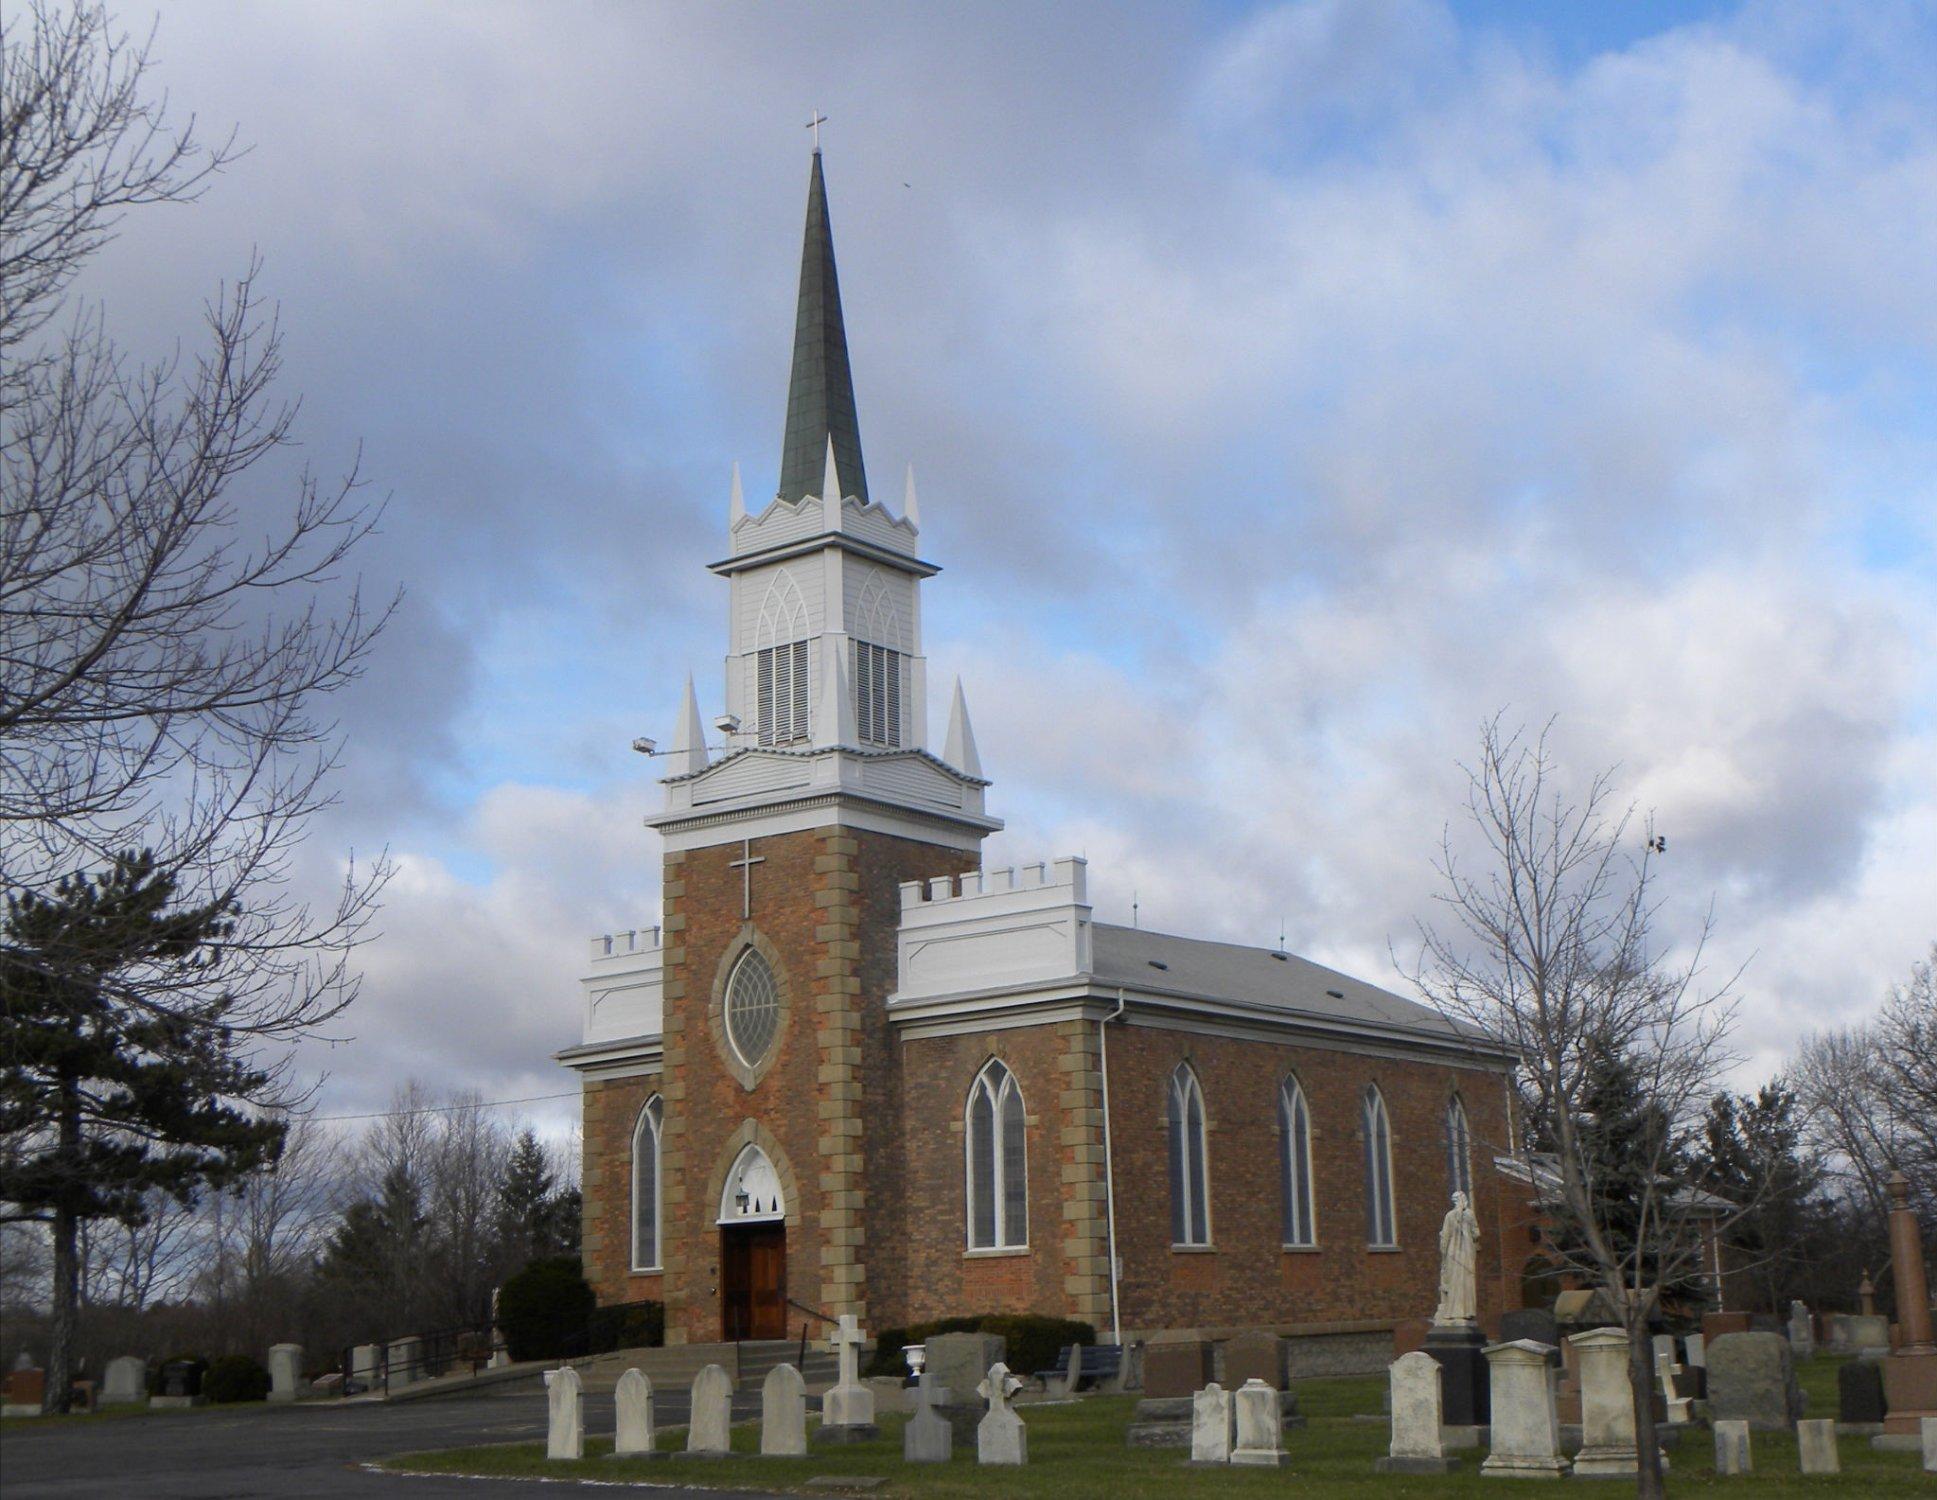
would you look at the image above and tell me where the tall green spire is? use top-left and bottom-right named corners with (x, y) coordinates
top-left (776, 151), bottom-right (869, 508)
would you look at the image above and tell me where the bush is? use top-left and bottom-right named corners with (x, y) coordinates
top-left (147, 1353), bottom-right (208, 1397)
top-left (496, 1256), bottom-right (596, 1361)
top-left (203, 1354), bottom-right (270, 1403)
top-left (588, 1300), bottom-right (664, 1353)
top-left (863, 1313), bottom-right (1095, 1379)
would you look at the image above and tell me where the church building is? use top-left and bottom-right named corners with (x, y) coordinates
top-left (560, 150), bottom-right (1521, 1356)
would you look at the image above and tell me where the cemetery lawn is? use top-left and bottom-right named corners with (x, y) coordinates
top-left (384, 1372), bottom-right (1931, 1497)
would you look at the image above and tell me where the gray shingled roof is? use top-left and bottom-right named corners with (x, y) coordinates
top-left (776, 150), bottom-right (869, 507)
top-left (1091, 923), bottom-right (1497, 1049)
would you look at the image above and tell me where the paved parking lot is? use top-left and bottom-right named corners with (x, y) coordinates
top-left (0, 1385), bottom-right (776, 1498)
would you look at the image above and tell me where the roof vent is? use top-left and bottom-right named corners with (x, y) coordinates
top-left (1270, 951), bottom-right (1288, 961)
top-left (1148, 959), bottom-right (1169, 971)
top-left (1325, 988), bottom-right (1345, 999)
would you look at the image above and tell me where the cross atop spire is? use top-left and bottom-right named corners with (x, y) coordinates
top-left (776, 149), bottom-right (869, 508)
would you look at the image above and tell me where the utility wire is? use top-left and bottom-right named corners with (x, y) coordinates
top-left (313, 1089), bottom-right (577, 1124)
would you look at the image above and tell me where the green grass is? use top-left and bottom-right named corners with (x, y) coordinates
top-left (384, 1374), bottom-right (1930, 1497)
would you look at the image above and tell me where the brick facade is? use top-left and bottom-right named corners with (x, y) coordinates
top-left (581, 822), bottom-right (1514, 1341)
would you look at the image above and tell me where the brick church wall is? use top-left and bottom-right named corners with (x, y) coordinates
top-left (576, 823), bottom-right (972, 1340)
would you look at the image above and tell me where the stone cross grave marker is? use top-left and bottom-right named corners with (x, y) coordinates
top-left (905, 1372), bottom-right (953, 1463)
top-left (1190, 1382), bottom-right (1232, 1464)
top-left (688, 1364), bottom-right (733, 1455)
top-left (545, 1366), bottom-right (584, 1461)
top-left (614, 1367), bottom-right (658, 1458)
top-left (1378, 1350), bottom-right (1455, 1474)
top-left (820, 1314), bottom-right (877, 1436)
top-left (1230, 1377), bottom-right (1289, 1467)
top-left (761, 1363), bottom-right (808, 1457)
top-left (977, 1361), bottom-right (1027, 1465)
top-left (1480, 1339), bottom-right (1569, 1479)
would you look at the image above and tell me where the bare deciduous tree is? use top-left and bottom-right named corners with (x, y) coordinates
top-left (1409, 718), bottom-right (1749, 1500)
top-left (1, 2), bottom-right (392, 1409)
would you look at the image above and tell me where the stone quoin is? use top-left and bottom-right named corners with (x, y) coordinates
top-left (559, 146), bottom-right (1523, 1351)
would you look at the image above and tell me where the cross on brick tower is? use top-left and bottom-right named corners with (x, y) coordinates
top-left (978, 1361), bottom-right (1022, 1413)
top-left (728, 837), bottom-right (765, 919)
top-left (828, 1313), bottom-right (867, 1387)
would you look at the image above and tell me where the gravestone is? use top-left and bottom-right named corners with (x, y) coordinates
top-left (1839, 1359), bottom-right (1886, 1425)
top-left (904, 1372), bottom-right (953, 1463)
top-left (1571, 1328), bottom-right (1661, 1479)
top-left (1222, 1331), bottom-right (1282, 1389)
top-left (2, 1361), bottom-right (46, 1416)
top-left (687, 1364), bottom-right (733, 1456)
top-left (1651, 1334), bottom-right (1678, 1370)
top-left (545, 1366), bottom-right (583, 1461)
top-left (1190, 1383), bottom-right (1232, 1464)
top-left (761, 1363), bottom-right (807, 1457)
top-left (153, 1359), bottom-right (202, 1408)
top-left (386, 1335), bottom-right (423, 1389)
top-left (350, 1344), bottom-right (380, 1388)
top-left (1656, 1352), bottom-right (1692, 1425)
top-left (1797, 1418), bottom-right (1838, 1474)
top-left (1684, 1332), bottom-right (1706, 1369)
top-left (100, 1356), bottom-right (146, 1407)
top-left (1230, 1377), bottom-right (1288, 1467)
top-left (267, 1344), bottom-right (305, 1403)
top-left (977, 1362), bottom-right (1026, 1465)
top-left (1501, 1308), bottom-right (1560, 1351)
top-left (1143, 1340), bottom-right (1214, 1399)
top-left (1480, 1339), bottom-right (1568, 1478)
top-left (613, 1367), bottom-right (659, 1458)
top-left (1923, 1416), bottom-right (1936, 1472)
top-left (1376, 1351), bottom-right (1456, 1475)
top-left (1880, 1172), bottom-right (1937, 1437)
top-left (1828, 1313), bottom-right (1890, 1357)
top-left (1706, 1332), bottom-right (1803, 1431)
top-left (925, 1332), bottom-right (1005, 1403)
top-left (1702, 1311), bottom-right (1753, 1340)
top-left (1789, 1301), bottom-right (1816, 1359)
top-left (817, 1314), bottom-right (878, 1442)
top-left (1713, 1419), bottom-right (1752, 1475)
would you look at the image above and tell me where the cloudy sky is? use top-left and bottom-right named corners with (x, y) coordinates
top-left (88, 0), bottom-right (1935, 1134)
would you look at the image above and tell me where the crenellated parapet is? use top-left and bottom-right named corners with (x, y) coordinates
top-left (581, 923), bottom-right (664, 1046)
top-left (892, 856), bottom-right (1092, 1005)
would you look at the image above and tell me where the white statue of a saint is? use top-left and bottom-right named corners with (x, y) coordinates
top-left (1433, 1190), bottom-right (1479, 1326)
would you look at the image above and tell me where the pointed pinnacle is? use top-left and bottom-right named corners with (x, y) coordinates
top-left (903, 463), bottom-right (920, 528)
top-left (729, 461), bottom-right (746, 525)
top-left (943, 676), bottom-right (981, 778)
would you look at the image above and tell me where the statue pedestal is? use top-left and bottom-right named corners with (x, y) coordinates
top-left (1424, 1323), bottom-right (1490, 1428)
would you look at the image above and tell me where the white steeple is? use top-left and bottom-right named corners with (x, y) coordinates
top-left (902, 463), bottom-right (920, 529)
top-left (667, 673), bottom-right (709, 777)
top-left (943, 676), bottom-right (981, 778)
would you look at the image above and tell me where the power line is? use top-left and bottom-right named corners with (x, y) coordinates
top-left (313, 1089), bottom-right (578, 1124)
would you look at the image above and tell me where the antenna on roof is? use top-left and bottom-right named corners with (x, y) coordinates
top-left (1277, 915), bottom-right (1287, 952)
top-left (1131, 890), bottom-right (1140, 930)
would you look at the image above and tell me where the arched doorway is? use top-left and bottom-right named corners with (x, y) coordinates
top-left (718, 1144), bottom-right (787, 1340)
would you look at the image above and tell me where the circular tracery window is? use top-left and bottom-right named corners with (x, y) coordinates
top-left (724, 949), bottom-right (780, 1068)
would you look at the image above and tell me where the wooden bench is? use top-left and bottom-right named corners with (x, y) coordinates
top-left (1032, 1342), bottom-right (1123, 1394)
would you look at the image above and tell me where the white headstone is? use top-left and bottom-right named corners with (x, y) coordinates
top-left (688, 1364), bottom-right (733, 1455)
top-left (821, 1314), bottom-right (876, 1431)
top-left (1230, 1378), bottom-right (1288, 1467)
top-left (1650, 1334), bottom-right (1677, 1370)
top-left (267, 1344), bottom-right (304, 1403)
top-left (1656, 1351), bottom-right (1691, 1425)
top-left (1714, 1418), bottom-right (1752, 1475)
top-left (1797, 1418), bottom-right (1838, 1474)
top-left (386, 1335), bottom-right (422, 1389)
top-left (760, 1363), bottom-right (807, 1457)
top-left (351, 1344), bottom-right (380, 1386)
top-left (1570, 1328), bottom-right (1658, 1479)
top-left (1922, 1416), bottom-right (1936, 1473)
top-left (1684, 1332), bottom-right (1706, 1369)
top-left (1789, 1300), bottom-right (1815, 1358)
top-left (1190, 1383), bottom-right (1232, 1463)
top-left (614, 1368), bottom-right (657, 1458)
top-left (904, 1372), bottom-right (953, 1463)
top-left (1378, 1351), bottom-right (1452, 1473)
top-left (100, 1356), bottom-right (146, 1406)
top-left (1481, 1339), bottom-right (1569, 1478)
top-left (545, 1366), bottom-right (584, 1460)
top-left (976, 1362), bottom-right (1027, 1465)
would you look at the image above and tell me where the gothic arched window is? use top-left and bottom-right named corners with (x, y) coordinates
top-left (1363, 1085), bottom-right (1397, 1247)
top-left (1279, 1076), bottom-right (1315, 1247)
top-left (1167, 1063), bottom-right (1211, 1247)
top-left (632, 1095), bottom-right (663, 1271)
top-left (1445, 1094), bottom-right (1473, 1200)
top-left (724, 949), bottom-right (781, 1069)
top-left (965, 1059), bottom-right (1027, 1249)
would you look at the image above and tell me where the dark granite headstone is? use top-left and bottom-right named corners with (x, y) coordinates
top-left (1422, 1324), bottom-right (1490, 1426)
top-left (1142, 1341), bottom-right (1214, 1399)
top-left (1221, 1331), bottom-right (1282, 1389)
top-left (1838, 1359), bottom-right (1886, 1425)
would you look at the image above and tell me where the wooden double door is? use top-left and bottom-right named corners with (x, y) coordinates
top-left (721, 1222), bottom-right (787, 1341)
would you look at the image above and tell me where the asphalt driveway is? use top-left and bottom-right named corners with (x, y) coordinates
top-left (0, 1384), bottom-right (778, 1498)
